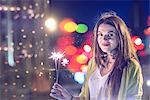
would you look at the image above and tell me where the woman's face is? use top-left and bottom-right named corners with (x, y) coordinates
top-left (97, 24), bottom-right (118, 53)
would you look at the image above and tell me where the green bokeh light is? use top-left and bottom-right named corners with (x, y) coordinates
top-left (76, 24), bottom-right (88, 33)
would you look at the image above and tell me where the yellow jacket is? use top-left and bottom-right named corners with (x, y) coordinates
top-left (79, 58), bottom-right (143, 100)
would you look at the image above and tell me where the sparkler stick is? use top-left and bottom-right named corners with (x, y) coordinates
top-left (49, 51), bottom-right (65, 83)
top-left (56, 59), bottom-right (61, 83)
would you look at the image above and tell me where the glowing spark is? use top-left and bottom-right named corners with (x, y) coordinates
top-left (49, 51), bottom-right (65, 83)
top-left (61, 58), bottom-right (69, 66)
top-left (49, 52), bottom-right (64, 60)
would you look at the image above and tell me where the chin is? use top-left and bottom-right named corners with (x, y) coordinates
top-left (101, 49), bottom-right (111, 53)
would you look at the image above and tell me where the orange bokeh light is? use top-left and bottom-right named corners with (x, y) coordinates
top-left (80, 65), bottom-right (88, 73)
top-left (76, 54), bottom-right (88, 64)
top-left (59, 18), bottom-right (77, 33)
top-left (67, 55), bottom-right (82, 72)
top-left (64, 45), bottom-right (77, 56)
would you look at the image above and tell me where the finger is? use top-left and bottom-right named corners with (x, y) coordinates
top-left (51, 88), bottom-right (61, 95)
top-left (52, 86), bottom-right (63, 93)
top-left (54, 83), bottom-right (63, 89)
top-left (50, 92), bottom-right (59, 99)
top-left (53, 83), bottom-right (70, 96)
top-left (53, 83), bottom-right (64, 92)
top-left (51, 88), bottom-right (57, 93)
top-left (50, 92), bottom-right (65, 100)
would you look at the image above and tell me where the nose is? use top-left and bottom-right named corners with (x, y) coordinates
top-left (103, 34), bottom-right (111, 40)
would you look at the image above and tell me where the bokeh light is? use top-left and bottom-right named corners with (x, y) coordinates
top-left (134, 37), bottom-right (142, 45)
top-left (57, 36), bottom-right (74, 47)
top-left (45, 18), bottom-right (57, 31)
top-left (146, 80), bottom-right (150, 86)
top-left (80, 65), bottom-right (88, 73)
top-left (76, 24), bottom-right (88, 33)
top-left (132, 36), bottom-right (144, 50)
top-left (83, 44), bottom-right (91, 52)
top-left (76, 54), bottom-right (88, 64)
top-left (138, 50), bottom-right (145, 56)
top-left (67, 54), bottom-right (81, 72)
top-left (64, 45), bottom-right (77, 56)
top-left (64, 21), bottom-right (77, 33)
top-left (134, 43), bottom-right (145, 50)
top-left (74, 72), bottom-right (85, 84)
top-left (59, 19), bottom-right (77, 33)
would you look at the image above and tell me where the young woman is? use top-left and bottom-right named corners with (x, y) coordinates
top-left (50, 11), bottom-right (143, 100)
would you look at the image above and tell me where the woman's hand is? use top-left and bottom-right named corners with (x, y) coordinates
top-left (50, 83), bottom-right (73, 100)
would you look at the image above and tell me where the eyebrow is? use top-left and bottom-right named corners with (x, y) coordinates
top-left (97, 30), bottom-right (115, 33)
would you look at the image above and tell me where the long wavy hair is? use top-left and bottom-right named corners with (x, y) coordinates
top-left (93, 12), bottom-right (138, 99)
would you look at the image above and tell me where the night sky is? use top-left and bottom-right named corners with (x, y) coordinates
top-left (49, 0), bottom-right (149, 32)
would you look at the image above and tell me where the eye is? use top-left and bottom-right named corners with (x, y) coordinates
top-left (99, 33), bottom-right (103, 36)
top-left (98, 32), bottom-right (103, 37)
top-left (108, 32), bottom-right (115, 37)
top-left (109, 33), bottom-right (114, 37)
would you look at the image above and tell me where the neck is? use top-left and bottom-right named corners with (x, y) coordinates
top-left (107, 49), bottom-right (118, 59)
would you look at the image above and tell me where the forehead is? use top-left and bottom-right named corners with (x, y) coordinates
top-left (98, 24), bottom-right (116, 32)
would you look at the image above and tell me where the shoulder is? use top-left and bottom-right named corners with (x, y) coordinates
top-left (127, 58), bottom-right (142, 78)
top-left (88, 57), bottom-right (95, 65)
top-left (86, 57), bottom-right (97, 78)
top-left (128, 58), bottom-right (141, 71)
top-left (87, 57), bottom-right (96, 70)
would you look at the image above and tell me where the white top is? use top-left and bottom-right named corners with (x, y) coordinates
top-left (88, 67), bottom-right (111, 100)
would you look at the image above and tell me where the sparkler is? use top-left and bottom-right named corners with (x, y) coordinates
top-left (61, 58), bottom-right (69, 66)
top-left (49, 51), bottom-right (69, 83)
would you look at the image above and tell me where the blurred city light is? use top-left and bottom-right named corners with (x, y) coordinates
top-left (74, 72), bottom-right (85, 84)
top-left (67, 54), bottom-right (81, 72)
top-left (45, 18), bottom-right (57, 31)
top-left (135, 43), bottom-right (145, 50)
top-left (146, 80), bottom-right (150, 86)
top-left (64, 21), bottom-right (77, 33)
top-left (76, 24), bottom-right (88, 33)
top-left (57, 36), bottom-right (74, 47)
top-left (83, 44), bottom-right (91, 52)
top-left (80, 65), bottom-right (88, 73)
top-left (64, 45), bottom-right (77, 56)
top-left (134, 37), bottom-right (142, 45)
top-left (132, 36), bottom-right (145, 50)
top-left (76, 54), bottom-right (88, 64)
top-left (59, 19), bottom-right (77, 33)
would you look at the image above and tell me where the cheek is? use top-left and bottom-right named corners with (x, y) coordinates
top-left (97, 37), bottom-right (102, 46)
top-left (111, 39), bottom-right (118, 47)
